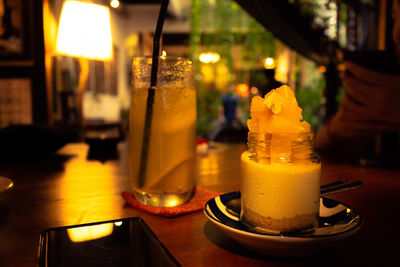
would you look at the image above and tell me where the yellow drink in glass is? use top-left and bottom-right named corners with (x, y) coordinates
top-left (129, 57), bottom-right (196, 207)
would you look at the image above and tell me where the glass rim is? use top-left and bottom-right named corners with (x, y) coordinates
top-left (132, 55), bottom-right (192, 63)
top-left (247, 131), bottom-right (314, 137)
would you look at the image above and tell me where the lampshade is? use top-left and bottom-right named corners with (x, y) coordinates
top-left (56, 1), bottom-right (113, 61)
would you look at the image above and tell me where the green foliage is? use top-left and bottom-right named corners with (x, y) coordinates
top-left (190, 0), bottom-right (335, 135)
top-left (195, 83), bottom-right (221, 137)
top-left (189, 0), bottom-right (203, 71)
top-left (336, 85), bottom-right (345, 103)
top-left (296, 75), bottom-right (325, 130)
top-left (190, 0), bottom-right (277, 137)
top-left (294, 58), bottom-right (325, 130)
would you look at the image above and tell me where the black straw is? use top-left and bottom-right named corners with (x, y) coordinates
top-left (138, 0), bottom-right (170, 188)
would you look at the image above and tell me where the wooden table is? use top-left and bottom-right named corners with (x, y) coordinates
top-left (1, 142), bottom-right (400, 266)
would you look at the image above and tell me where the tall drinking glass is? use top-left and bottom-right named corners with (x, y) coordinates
top-left (129, 56), bottom-right (196, 207)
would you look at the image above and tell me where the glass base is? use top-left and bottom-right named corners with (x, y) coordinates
top-left (132, 188), bottom-right (193, 207)
top-left (240, 208), bottom-right (318, 235)
top-left (241, 218), bottom-right (316, 235)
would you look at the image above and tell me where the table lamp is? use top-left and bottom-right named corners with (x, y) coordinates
top-left (56, 0), bottom-right (113, 125)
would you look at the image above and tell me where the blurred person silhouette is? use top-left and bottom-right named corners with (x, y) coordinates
top-left (259, 68), bottom-right (284, 97)
top-left (221, 92), bottom-right (239, 126)
top-left (316, 0), bottom-right (400, 164)
top-left (213, 85), bottom-right (247, 143)
top-left (249, 68), bottom-right (283, 97)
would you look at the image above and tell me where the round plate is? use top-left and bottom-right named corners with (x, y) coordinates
top-left (204, 191), bottom-right (362, 257)
top-left (0, 176), bottom-right (14, 193)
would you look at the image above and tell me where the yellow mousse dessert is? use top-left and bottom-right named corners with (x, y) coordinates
top-left (240, 85), bottom-right (321, 234)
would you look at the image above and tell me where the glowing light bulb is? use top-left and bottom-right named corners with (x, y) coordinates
top-left (263, 57), bottom-right (275, 69)
top-left (236, 83), bottom-right (249, 97)
top-left (110, 0), bottom-right (119, 8)
top-left (318, 65), bottom-right (327, 73)
top-left (199, 52), bottom-right (220, 63)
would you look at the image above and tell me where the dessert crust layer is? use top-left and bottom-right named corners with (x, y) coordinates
top-left (242, 207), bottom-right (318, 234)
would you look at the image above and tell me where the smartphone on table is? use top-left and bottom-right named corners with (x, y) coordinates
top-left (38, 217), bottom-right (180, 267)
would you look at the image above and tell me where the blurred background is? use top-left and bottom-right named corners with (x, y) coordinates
top-left (0, 0), bottom-right (393, 147)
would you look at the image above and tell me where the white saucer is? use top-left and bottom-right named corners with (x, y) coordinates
top-left (0, 176), bottom-right (14, 193)
top-left (204, 191), bottom-right (362, 257)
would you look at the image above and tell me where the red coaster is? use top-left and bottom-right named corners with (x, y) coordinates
top-left (122, 186), bottom-right (220, 217)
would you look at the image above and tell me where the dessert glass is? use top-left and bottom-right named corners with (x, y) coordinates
top-left (240, 132), bottom-right (321, 234)
top-left (129, 56), bottom-right (196, 207)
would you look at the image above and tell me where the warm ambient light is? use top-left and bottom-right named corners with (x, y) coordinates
top-left (67, 223), bottom-right (113, 243)
top-left (236, 83), bottom-right (249, 97)
top-left (250, 86), bottom-right (259, 95)
top-left (110, 0), bottom-right (119, 8)
top-left (56, 1), bottom-right (113, 61)
top-left (263, 57), bottom-right (276, 69)
top-left (166, 197), bottom-right (179, 207)
top-left (199, 52), bottom-right (220, 63)
top-left (318, 65), bottom-right (327, 73)
top-left (114, 221), bottom-right (123, 226)
top-left (161, 50), bottom-right (167, 58)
